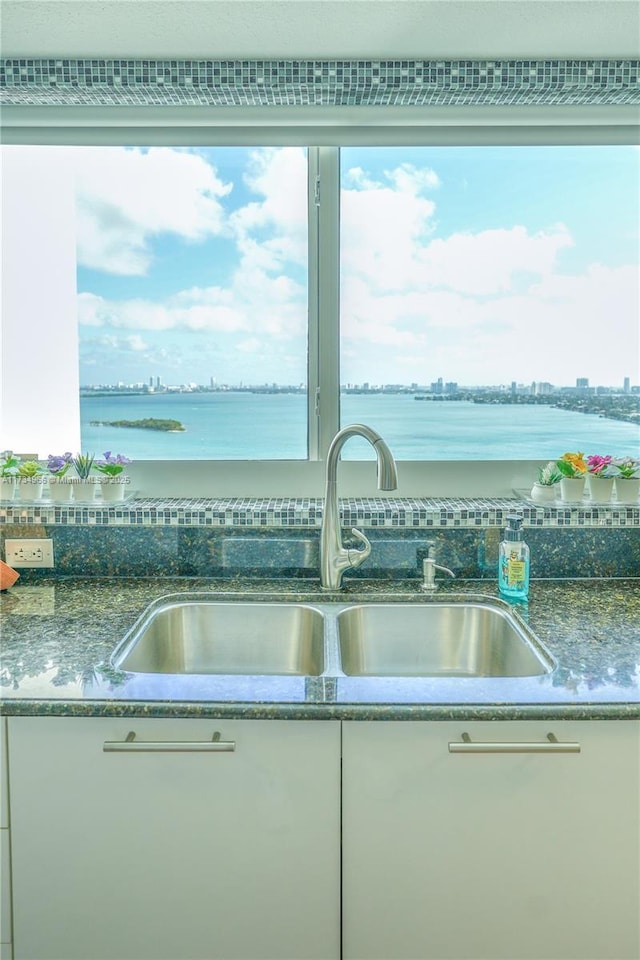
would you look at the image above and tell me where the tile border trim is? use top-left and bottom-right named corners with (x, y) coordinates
top-left (1, 497), bottom-right (638, 529)
top-left (2, 58), bottom-right (639, 107)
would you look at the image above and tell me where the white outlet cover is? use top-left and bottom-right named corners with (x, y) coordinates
top-left (4, 538), bottom-right (55, 568)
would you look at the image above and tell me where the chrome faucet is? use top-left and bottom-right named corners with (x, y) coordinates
top-left (421, 544), bottom-right (455, 592)
top-left (320, 423), bottom-right (398, 589)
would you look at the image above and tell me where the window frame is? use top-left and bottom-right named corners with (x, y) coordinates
top-left (2, 111), bottom-right (639, 497)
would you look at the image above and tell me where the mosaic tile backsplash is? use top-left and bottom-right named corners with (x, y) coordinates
top-left (1, 497), bottom-right (638, 580)
top-left (1, 59), bottom-right (638, 107)
top-left (2, 496), bottom-right (638, 529)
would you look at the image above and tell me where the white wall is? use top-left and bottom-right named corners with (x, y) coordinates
top-left (2, 0), bottom-right (639, 59)
top-left (0, 147), bottom-right (81, 456)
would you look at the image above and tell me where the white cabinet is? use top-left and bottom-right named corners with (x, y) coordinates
top-left (0, 717), bottom-right (12, 959)
top-left (8, 714), bottom-right (640, 960)
top-left (342, 720), bottom-right (640, 960)
top-left (8, 716), bottom-right (340, 960)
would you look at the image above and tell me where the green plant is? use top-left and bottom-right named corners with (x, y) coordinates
top-left (17, 459), bottom-right (45, 478)
top-left (72, 453), bottom-right (95, 480)
top-left (536, 462), bottom-right (562, 486)
top-left (93, 452), bottom-right (131, 477)
top-left (0, 451), bottom-right (20, 477)
top-left (613, 456), bottom-right (640, 480)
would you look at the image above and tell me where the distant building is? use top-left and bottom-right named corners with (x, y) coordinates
top-left (576, 377), bottom-right (589, 389)
top-left (533, 381), bottom-right (554, 395)
top-left (624, 377), bottom-right (631, 393)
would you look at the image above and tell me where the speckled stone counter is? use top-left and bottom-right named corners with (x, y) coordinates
top-left (1, 577), bottom-right (638, 720)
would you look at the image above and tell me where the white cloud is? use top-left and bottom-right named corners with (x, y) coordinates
top-left (230, 147), bottom-right (308, 273)
top-left (79, 289), bottom-right (247, 333)
top-left (340, 167), bottom-right (586, 381)
top-left (344, 163), bottom-right (440, 194)
top-left (386, 163), bottom-right (441, 194)
top-left (78, 292), bottom-right (111, 327)
top-left (419, 224), bottom-right (574, 296)
top-left (341, 262), bottom-right (639, 385)
top-left (74, 147), bottom-right (638, 387)
top-left (123, 334), bottom-right (148, 352)
top-left (342, 165), bottom-right (573, 298)
top-left (79, 269), bottom-right (306, 340)
top-left (74, 147), bottom-right (232, 275)
top-left (78, 147), bottom-right (309, 346)
top-left (341, 186), bottom-right (437, 293)
top-left (236, 338), bottom-right (262, 354)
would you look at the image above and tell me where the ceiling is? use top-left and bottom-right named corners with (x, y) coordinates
top-left (2, 0), bottom-right (639, 60)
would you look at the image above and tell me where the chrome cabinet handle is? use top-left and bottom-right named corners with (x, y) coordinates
top-left (103, 731), bottom-right (236, 753)
top-left (449, 732), bottom-right (581, 754)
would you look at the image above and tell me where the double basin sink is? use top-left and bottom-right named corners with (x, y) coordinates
top-left (111, 595), bottom-right (555, 679)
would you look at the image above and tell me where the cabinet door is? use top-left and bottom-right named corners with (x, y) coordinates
top-left (0, 718), bottom-right (11, 954)
top-left (9, 716), bottom-right (340, 960)
top-left (343, 720), bottom-right (640, 960)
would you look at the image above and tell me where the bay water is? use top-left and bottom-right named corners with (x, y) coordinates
top-left (80, 392), bottom-right (639, 460)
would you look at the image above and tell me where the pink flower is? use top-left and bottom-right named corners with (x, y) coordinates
top-left (586, 455), bottom-right (613, 476)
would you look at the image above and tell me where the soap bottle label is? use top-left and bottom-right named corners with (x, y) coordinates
top-left (506, 555), bottom-right (526, 587)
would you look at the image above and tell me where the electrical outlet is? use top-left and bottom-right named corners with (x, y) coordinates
top-left (5, 538), bottom-right (55, 568)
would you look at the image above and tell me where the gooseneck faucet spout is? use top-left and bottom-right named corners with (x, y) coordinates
top-left (320, 424), bottom-right (398, 589)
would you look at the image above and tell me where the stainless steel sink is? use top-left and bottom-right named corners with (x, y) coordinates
top-left (337, 601), bottom-right (554, 677)
top-left (111, 598), bottom-right (326, 676)
top-left (112, 594), bottom-right (554, 682)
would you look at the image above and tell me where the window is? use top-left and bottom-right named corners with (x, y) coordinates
top-left (339, 145), bottom-right (639, 460)
top-left (1, 136), bottom-right (638, 495)
top-left (4, 145), bottom-right (311, 460)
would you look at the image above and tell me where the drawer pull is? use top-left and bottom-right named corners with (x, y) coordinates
top-left (103, 730), bottom-right (236, 753)
top-left (449, 732), bottom-right (581, 754)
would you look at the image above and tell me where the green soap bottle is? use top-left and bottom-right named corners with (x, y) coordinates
top-left (498, 515), bottom-right (530, 600)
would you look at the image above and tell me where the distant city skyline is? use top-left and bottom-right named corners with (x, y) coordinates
top-left (79, 375), bottom-right (638, 392)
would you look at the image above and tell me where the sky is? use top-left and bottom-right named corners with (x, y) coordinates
top-left (72, 144), bottom-right (639, 389)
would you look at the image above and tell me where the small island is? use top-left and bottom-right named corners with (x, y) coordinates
top-left (90, 418), bottom-right (186, 432)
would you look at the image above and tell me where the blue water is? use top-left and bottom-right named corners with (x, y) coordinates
top-left (80, 392), bottom-right (639, 460)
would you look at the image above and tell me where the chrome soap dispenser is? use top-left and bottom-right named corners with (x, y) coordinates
top-left (498, 514), bottom-right (530, 600)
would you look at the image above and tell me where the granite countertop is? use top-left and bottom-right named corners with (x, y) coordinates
top-left (1, 576), bottom-right (639, 720)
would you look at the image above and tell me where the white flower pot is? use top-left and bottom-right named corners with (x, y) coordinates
top-left (559, 476), bottom-right (586, 502)
top-left (17, 478), bottom-right (44, 500)
top-left (100, 479), bottom-right (126, 502)
top-left (0, 477), bottom-right (16, 500)
top-left (614, 478), bottom-right (640, 504)
top-left (586, 475), bottom-right (614, 503)
top-left (48, 478), bottom-right (74, 502)
top-left (530, 482), bottom-right (558, 503)
top-left (72, 479), bottom-right (97, 502)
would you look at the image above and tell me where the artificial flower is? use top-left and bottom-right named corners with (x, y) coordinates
top-left (556, 452), bottom-right (587, 478)
top-left (47, 452), bottom-right (73, 477)
top-left (93, 452), bottom-right (132, 477)
top-left (586, 454), bottom-right (614, 477)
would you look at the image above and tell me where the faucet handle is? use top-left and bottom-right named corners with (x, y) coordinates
top-left (347, 528), bottom-right (372, 568)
